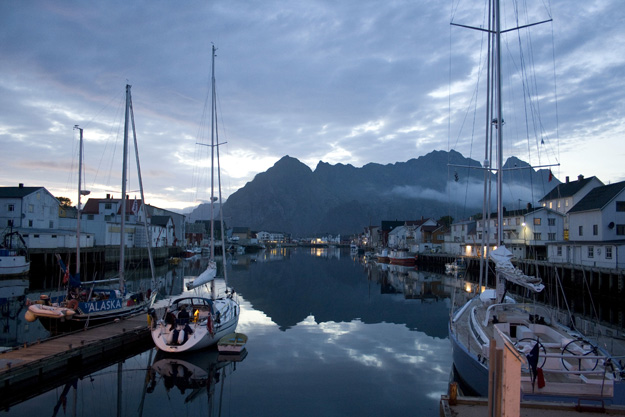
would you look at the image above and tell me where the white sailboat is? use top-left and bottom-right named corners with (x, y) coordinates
top-left (448, 0), bottom-right (625, 405)
top-left (26, 86), bottom-right (157, 333)
top-left (150, 45), bottom-right (239, 353)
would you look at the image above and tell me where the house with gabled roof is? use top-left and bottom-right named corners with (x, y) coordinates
top-left (0, 184), bottom-right (60, 230)
top-left (547, 180), bottom-right (625, 268)
top-left (539, 174), bottom-right (603, 214)
top-left (539, 174), bottom-right (603, 238)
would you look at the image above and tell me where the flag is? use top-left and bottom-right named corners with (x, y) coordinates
top-left (132, 197), bottom-right (138, 216)
top-left (548, 169), bottom-right (553, 182)
top-left (526, 342), bottom-right (540, 388)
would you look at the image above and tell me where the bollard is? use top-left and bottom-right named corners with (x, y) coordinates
top-left (449, 382), bottom-right (458, 405)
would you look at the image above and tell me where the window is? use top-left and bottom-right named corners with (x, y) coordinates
top-left (533, 233), bottom-right (542, 241)
top-left (28, 220), bottom-right (33, 227)
top-left (548, 218), bottom-right (556, 226)
top-left (8, 204), bottom-right (14, 212)
top-left (105, 203), bottom-right (112, 209)
top-left (534, 218), bottom-right (541, 226)
top-left (88, 214), bottom-right (94, 220)
top-left (565, 199), bottom-right (570, 207)
top-left (616, 201), bottom-right (625, 212)
top-left (28, 204), bottom-right (34, 213)
top-left (557, 200), bottom-right (561, 208)
top-left (548, 233), bottom-right (556, 241)
top-left (588, 246), bottom-right (594, 258)
top-left (593, 225), bottom-right (598, 235)
top-left (579, 226), bottom-right (584, 236)
top-left (617, 225), bottom-right (625, 236)
top-left (557, 246), bottom-right (562, 256)
top-left (606, 246), bottom-right (613, 259)
top-left (549, 202), bottom-right (553, 209)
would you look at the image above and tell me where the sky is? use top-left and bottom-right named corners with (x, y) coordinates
top-left (1, 0), bottom-right (624, 213)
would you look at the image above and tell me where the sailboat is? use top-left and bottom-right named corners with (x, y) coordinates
top-left (150, 45), bottom-right (239, 353)
top-left (0, 225), bottom-right (30, 277)
top-left (26, 86), bottom-right (157, 333)
top-left (448, 0), bottom-right (625, 405)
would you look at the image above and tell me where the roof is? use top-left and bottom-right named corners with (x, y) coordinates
top-left (150, 215), bottom-right (171, 226)
top-left (568, 181), bottom-right (625, 213)
top-left (0, 186), bottom-right (46, 199)
top-left (539, 176), bottom-right (602, 202)
top-left (81, 198), bottom-right (143, 215)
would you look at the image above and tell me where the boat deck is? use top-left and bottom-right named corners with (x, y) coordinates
top-left (451, 297), bottom-right (625, 400)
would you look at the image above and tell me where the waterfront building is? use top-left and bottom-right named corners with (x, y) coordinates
top-left (548, 180), bottom-right (625, 269)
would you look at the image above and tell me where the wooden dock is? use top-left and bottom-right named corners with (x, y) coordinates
top-left (440, 395), bottom-right (625, 416)
top-left (0, 313), bottom-right (154, 410)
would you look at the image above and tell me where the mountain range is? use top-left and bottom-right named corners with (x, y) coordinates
top-left (187, 149), bottom-right (559, 237)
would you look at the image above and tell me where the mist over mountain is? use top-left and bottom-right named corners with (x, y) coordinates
top-left (189, 149), bottom-right (558, 237)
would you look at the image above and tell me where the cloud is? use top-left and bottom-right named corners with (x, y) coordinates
top-left (1, 0), bottom-right (624, 211)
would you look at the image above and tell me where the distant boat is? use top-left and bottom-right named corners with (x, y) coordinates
top-left (445, 258), bottom-right (466, 275)
top-left (26, 87), bottom-right (157, 333)
top-left (150, 45), bottom-right (239, 353)
top-left (375, 248), bottom-right (390, 263)
top-left (0, 226), bottom-right (30, 278)
top-left (388, 248), bottom-right (416, 266)
top-left (217, 332), bottom-right (247, 354)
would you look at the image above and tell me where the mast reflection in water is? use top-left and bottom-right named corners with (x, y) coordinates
top-left (4, 247), bottom-right (455, 417)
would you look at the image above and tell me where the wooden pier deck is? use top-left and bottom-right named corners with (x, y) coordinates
top-left (0, 313), bottom-right (154, 410)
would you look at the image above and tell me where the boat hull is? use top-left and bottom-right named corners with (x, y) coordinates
top-left (217, 332), bottom-right (247, 354)
top-left (151, 297), bottom-right (239, 353)
top-left (448, 322), bottom-right (489, 397)
top-left (0, 254), bottom-right (30, 277)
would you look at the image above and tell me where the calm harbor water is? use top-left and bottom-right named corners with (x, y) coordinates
top-left (1, 247), bottom-right (461, 416)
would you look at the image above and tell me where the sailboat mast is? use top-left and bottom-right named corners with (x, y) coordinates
top-left (129, 93), bottom-right (157, 289)
top-left (210, 45), bottom-right (217, 300)
top-left (495, 0), bottom-right (504, 248)
top-left (75, 125), bottom-right (83, 279)
top-left (210, 45), bottom-right (216, 262)
top-left (119, 84), bottom-right (131, 293)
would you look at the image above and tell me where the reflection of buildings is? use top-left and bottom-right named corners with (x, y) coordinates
top-left (369, 263), bottom-right (449, 300)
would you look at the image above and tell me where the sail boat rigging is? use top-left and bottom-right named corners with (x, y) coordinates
top-left (26, 85), bottom-right (157, 333)
top-left (150, 45), bottom-right (240, 353)
top-left (448, 0), bottom-right (625, 405)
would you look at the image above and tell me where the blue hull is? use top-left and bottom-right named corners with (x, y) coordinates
top-left (448, 322), bottom-right (489, 397)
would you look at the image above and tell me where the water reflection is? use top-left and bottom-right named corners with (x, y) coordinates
top-left (3, 247), bottom-right (459, 417)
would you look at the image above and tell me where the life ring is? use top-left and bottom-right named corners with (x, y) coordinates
top-left (67, 299), bottom-right (79, 310)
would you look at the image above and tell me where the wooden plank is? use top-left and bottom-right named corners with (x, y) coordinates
top-left (0, 313), bottom-right (151, 389)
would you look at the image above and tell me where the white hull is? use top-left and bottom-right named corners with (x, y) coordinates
top-left (151, 296), bottom-right (239, 353)
top-left (0, 255), bottom-right (30, 277)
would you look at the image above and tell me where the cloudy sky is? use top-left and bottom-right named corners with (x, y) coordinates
top-left (1, 0), bottom-right (623, 212)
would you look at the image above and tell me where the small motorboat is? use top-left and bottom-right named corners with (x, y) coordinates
top-left (217, 332), bottom-right (247, 354)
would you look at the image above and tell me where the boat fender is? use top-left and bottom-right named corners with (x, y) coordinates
top-left (25, 310), bottom-right (37, 322)
top-left (207, 314), bottom-right (214, 335)
top-left (169, 329), bottom-right (178, 345)
top-left (178, 329), bottom-right (185, 344)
